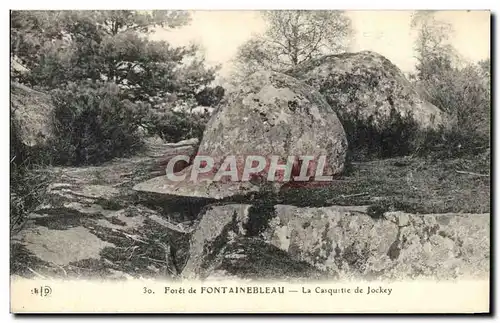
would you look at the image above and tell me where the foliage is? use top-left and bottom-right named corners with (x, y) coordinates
top-left (11, 10), bottom-right (222, 166)
top-left (49, 82), bottom-right (148, 165)
top-left (195, 85), bottom-right (225, 107)
top-left (410, 11), bottom-right (458, 81)
top-left (11, 10), bottom-right (191, 71)
top-left (233, 11), bottom-right (352, 78)
top-left (47, 80), bottom-right (210, 165)
top-left (11, 10), bottom-right (219, 103)
top-left (340, 108), bottom-right (421, 161)
top-left (410, 11), bottom-right (490, 158)
top-left (10, 163), bottom-right (51, 233)
top-left (10, 116), bottom-right (52, 233)
top-left (415, 125), bottom-right (490, 159)
top-left (413, 64), bottom-right (491, 160)
top-left (144, 108), bottom-right (210, 143)
top-left (416, 63), bottom-right (489, 136)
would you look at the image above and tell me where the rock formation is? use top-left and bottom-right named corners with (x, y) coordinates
top-left (134, 71), bottom-right (348, 200)
top-left (182, 204), bottom-right (489, 281)
top-left (10, 138), bottom-right (490, 281)
top-left (10, 54), bottom-right (489, 283)
top-left (287, 51), bottom-right (450, 130)
top-left (11, 82), bottom-right (55, 148)
top-left (10, 139), bottom-right (201, 280)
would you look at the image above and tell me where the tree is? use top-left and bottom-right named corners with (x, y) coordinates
top-left (233, 10), bottom-right (352, 77)
top-left (478, 58), bottom-right (490, 82)
top-left (10, 10), bottom-right (224, 163)
top-left (409, 11), bottom-right (490, 157)
top-left (195, 85), bottom-right (225, 107)
top-left (10, 10), bottom-right (220, 104)
top-left (11, 11), bottom-right (190, 66)
top-left (410, 11), bottom-right (457, 81)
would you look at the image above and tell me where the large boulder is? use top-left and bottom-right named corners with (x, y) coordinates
top-left (198, 71), bottom-right (347, 170)
top-left (182, 204), bottom-right (490, 281)
top-left (11, 82), bottom-right (55, 148)
top-left (287, 51), bottom-right (450, 130)
top-left (134, 71), bottom-right (348, 199)
top-left (181, 204), bottom-right (329, 281)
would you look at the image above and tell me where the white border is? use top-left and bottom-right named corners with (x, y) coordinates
top-left (4, 1), bottom-right (499, 10)
top-left (2, 1), bottom-right (497, 322)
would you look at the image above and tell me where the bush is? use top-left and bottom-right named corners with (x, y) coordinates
top-left (340, 107), bottom-right (421, 161)
top-left (50, 81), bottom-right (148, 165)
top-left (10, 117), bottom-right (52, 233)
top-left (144, 108), bottom-right (209, 143)
top-left (341, 60), bottom-right (490, 161)
top-left (412, 61), bottom-right (490, 158)
top-left (415, 125), bottom-right (490, 159)
top-left (10, 163), bottom-right (51, 233)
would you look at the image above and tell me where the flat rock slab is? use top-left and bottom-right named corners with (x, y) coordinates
top-left (132, 167), bottom-right (260, 200)
top-left (17, 226), bottom-right (114, 266)
top-left (11, 202), bottom-right (193, 280)
top-left (182, 203), bottom-right (490, 281)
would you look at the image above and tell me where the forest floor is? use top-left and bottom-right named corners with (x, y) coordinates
top-left (10, 139), bottom-right (491, 279)
top-left (274, 152), bottom-right (491, 214)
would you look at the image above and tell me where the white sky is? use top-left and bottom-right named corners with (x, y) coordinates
top-left (150, 10), bottom-right (490, 77)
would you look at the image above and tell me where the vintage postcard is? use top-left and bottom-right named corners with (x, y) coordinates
top-left (10, 9), bottom-right (491, 313)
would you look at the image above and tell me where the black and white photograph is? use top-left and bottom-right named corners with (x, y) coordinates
top-left (9, 9), bottom-right (491, 313)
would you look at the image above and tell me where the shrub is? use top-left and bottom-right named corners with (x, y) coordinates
top-left (412, 62), bottom-right (490, 158)
top-left (340, 107), bottom-right (421, 161)
top-left (10, 163), bottom-right (51, 233)
top-left (10, 117), bottom-right (52, 233)
top-left (341, 60), bottom-right (490, 161)
top-left (415, 125), bottom-right (490, 159)
top-left (50, 81), bottom-right (148, 165)
top-left (144, 108), bottom-right (209, 143)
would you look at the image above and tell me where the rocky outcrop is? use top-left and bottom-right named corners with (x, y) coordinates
top-left (182, 204), bottom-right (489, 281)
top-left (11, 82), bottom-right (55, 148)
top-left (10, 138), bottom-right (490, 282)
top-left (287, 51), bottom-right (450, 130)
top-left (12, 137), bottom-right (335, 281)
top-left (9, 53), bottom-right (489, 284)
top-left (10, 139), bottom-right (201, 280)
top-left (134, 71), bottom-right (348, 200)
top-left (11, 149), bottom-right (490, 282)
top-left (181, 204), bottom-right (329, 281)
